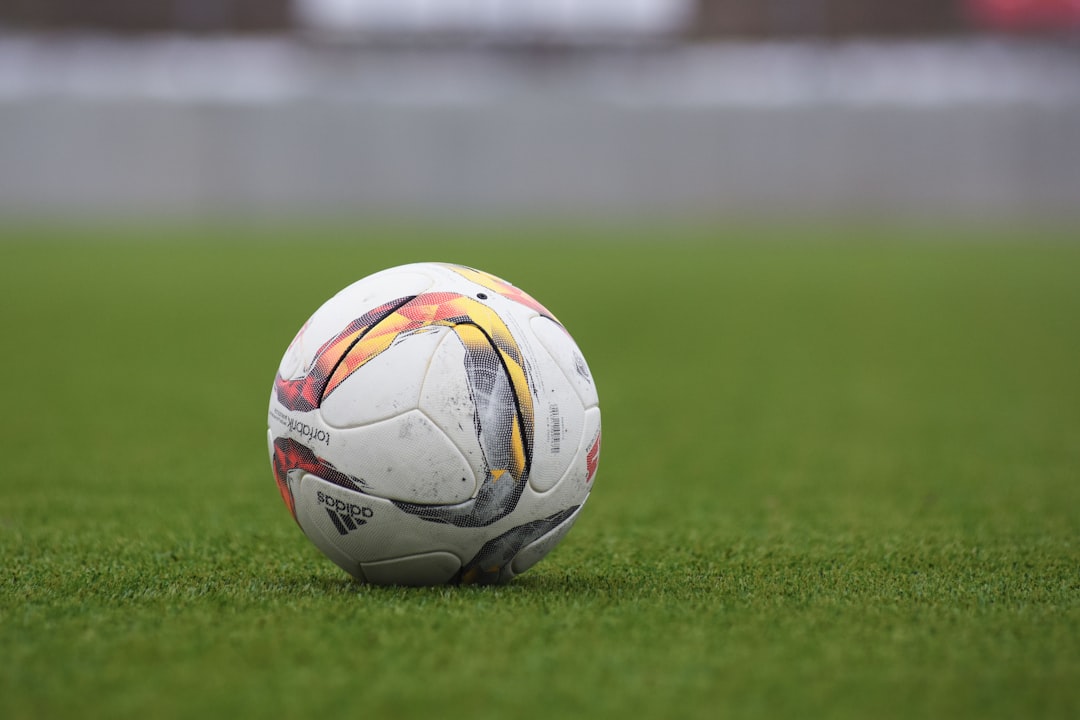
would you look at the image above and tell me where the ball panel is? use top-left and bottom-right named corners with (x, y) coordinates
top-left (457, 504), bottom-right (581, 584)
top-left (325, 410), bottom-right (477, 505)
top-left (320, 325), bottom-right (450, 429)
top-left (360, 552), bottom-right (462, 586)
top-left (295, 474), bottom-right (464, 568)
top-left (524, 333), bottom-right (586, 494)
top-left (509, 500), bottom-right (587, 577)
top-left (530, 315), bottom-right (599, 409)
top-left (418, 328), bottom-right (486, 483)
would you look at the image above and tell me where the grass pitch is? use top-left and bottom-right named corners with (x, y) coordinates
top-left (2, 223), bottom-right (1079, 719)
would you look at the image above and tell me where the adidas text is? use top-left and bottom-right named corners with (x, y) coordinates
top-left (317, 491), bottom-right (373, 519)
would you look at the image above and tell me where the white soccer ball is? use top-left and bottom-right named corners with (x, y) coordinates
top-left (267, 262), bottom-right (601, 585)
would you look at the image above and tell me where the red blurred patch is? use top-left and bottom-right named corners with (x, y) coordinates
top-left (585, 430), bottom-right (601, 484)
top-left (966, 0), bottom-right (1080, 30)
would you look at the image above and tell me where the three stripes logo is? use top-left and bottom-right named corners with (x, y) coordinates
top-left (317, 491), bottom-right (373, 536)
top-left (326, 507), bottom-right (367, 534)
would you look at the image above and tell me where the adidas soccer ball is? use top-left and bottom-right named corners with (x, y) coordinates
top-left (268, 262), bottom-right (601, 585)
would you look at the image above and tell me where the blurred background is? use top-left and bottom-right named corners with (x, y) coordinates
top-left (0, 0), bottom-right (1078, 221)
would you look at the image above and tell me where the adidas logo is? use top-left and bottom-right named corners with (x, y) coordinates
top-left (326, 507), bottom-right (368, 535)
top-left (317, 491), bottom-right (374, 535)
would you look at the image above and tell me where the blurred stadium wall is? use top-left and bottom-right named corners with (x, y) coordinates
top-left (0, 0), bottom-right (1078, 220)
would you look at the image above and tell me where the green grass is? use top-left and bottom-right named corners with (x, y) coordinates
top-left (2, 222), bottom-right (1079, 719)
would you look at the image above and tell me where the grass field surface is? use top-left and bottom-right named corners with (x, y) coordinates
top-left (2, 224), bottom-right (1079, 719)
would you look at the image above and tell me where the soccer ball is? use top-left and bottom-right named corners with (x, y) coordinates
top-left (267, 262), bottom-right (601, 585)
